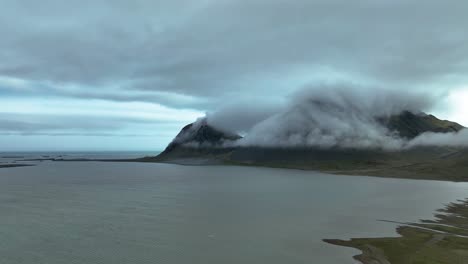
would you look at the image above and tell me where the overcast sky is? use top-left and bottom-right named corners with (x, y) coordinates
top-left (1, 0), bottom-right (468, 151)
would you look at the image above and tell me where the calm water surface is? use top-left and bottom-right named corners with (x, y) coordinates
top-left (0, 156), bottom-right (467, 264)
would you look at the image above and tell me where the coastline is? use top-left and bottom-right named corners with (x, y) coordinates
top-left (0, 164), bottom-right (33, 169)
top-left (8, 155), bottom-right (468, 182)
top-left (152, 146), bottom-right (468, 182)
top-left (324, 199), bottom-right (468, 264)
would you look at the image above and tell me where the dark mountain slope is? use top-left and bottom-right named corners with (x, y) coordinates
top-left (156, 119), bottom-right (241, 161)
top-left (381, 111), bottom-right (464, 139)
top-left (225, 146), bottom-right (468, 181)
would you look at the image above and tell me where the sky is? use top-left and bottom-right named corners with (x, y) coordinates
top-left (1, 0), bottom-right (468, 151)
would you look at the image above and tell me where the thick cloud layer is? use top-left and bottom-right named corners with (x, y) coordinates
top-left (202, 85), bottom-right (467, 150)
top-left (2, 0), bottom-right (468, 107)
top-left (206, 100), bottom-right (284, 134)
top-left (409, 130), bottom-right (468, 148)
top-left (236, 86), bottom-right (432, 149)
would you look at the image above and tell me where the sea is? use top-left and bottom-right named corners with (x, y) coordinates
top-left (0, 151), bottom-right (467, 264)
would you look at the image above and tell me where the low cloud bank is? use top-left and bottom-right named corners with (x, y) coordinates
top-left (206, 100), bottom-right (284, 134)
top-left (209, 85), bottom-right (434, 150)
top-left (408, 129), bottom-right (468, 148)
top-left (196, 84), bottom-right (466, 150)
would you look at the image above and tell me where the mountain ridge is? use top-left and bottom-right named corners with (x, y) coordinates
top-left (152, 111), bottom-right (467, 181)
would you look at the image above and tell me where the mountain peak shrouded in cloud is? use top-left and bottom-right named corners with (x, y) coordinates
top-left (237, 87), bottom-right (466, 149)
top-left (162, 86), bottom-right (466, 151)
top-left (381, 111), bottom-right (464, 139)
top-left (154, 87), bottom-right (468, 180)
top-left (161, 118), bottom-right (241, 153)
top-left (235, 87), bottom-right (434, 150)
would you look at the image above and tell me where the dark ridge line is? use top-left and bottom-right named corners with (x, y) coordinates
top-left (0, 164), bottom-right (34, 169)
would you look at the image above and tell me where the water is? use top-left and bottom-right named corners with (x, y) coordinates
top-left (0, 155), bottom-right (467, 264)
top-left (0, 151), bottom-right (159, 163)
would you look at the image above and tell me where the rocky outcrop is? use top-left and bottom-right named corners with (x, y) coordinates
top-left (156, 119), bottom-right (241, 159)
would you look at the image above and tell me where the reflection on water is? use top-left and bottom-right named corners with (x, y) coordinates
top-left (0, 160), bottom-right (467, 264)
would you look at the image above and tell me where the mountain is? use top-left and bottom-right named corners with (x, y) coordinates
top-left (155, 119), bottom-right (241, 161)
top-left (152, 112), bottom-right (468, 181)
top-left (380, 111), bottom-right (464, 139)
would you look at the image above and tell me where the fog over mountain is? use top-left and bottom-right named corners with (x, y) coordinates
top-left (408, 130), bottom-right (468, 148)
top-left (201, 85), bottom-right (466, 150)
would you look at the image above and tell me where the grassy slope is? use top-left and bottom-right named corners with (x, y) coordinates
top-left (225, 147), bottom-right (468, 182)
top-left (323, 149), bottom-right (468, 182)
top-left (153, 146), bottom-right (468, 181)
top-left (325, 199), bottom-right (468, 264)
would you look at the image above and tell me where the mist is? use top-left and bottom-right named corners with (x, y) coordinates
top-left (206, 100), bottom-right (285, 134)
top-left (408, 129), bottom-right (468, 148)
top-left (200, 84), bottom-right (467, 150)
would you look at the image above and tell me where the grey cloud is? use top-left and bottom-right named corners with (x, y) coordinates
top-left (408, 129), bottom-right (468, 148)
top-left (0, 78), bottom-right (210, 109)
top-left (235, 85), bottom-right (431, 150)
top-left (0, 117), bottom-right (120, 132)
top-left (0, 132), bottom-right (160, 137)
top-left (204, 85), bottom-right (467, 150)
top-left (0, 113), bottom-right (184, 135)
top-left (1, 0), bottom-right (468, 109)
top-left (48, 86), bottom-right (211, 109)
top-left (206, 100), bottom-right (285, 134)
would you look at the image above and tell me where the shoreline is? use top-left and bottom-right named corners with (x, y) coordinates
top-left (324, 199), bottom-right (468, 264)
top-left (153, 146), bottom-right (468, 182)
top-left (8, 156), bottom-right (468, 182)
top-left (0, 164), bottom-right (34, 169)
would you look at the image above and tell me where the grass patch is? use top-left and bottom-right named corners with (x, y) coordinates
top-left (325, 199), bottom-right (468, 264)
